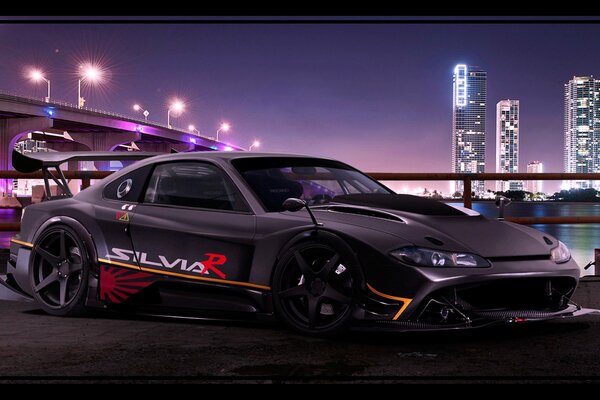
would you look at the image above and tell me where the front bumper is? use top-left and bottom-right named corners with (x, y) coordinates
top-left (360, 257), bottom-right (584, 327)
top-left (354, 304), bottom-right (599, 332)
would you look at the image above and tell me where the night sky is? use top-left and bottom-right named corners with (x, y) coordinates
top-left (1, 22), bottom-right (600, 193)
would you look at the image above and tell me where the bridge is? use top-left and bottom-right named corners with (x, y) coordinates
top-left (0, 91), bottom-right (242, 194)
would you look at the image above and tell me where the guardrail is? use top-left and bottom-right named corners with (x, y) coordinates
top-left (0, 170), bottom-right (598, 231)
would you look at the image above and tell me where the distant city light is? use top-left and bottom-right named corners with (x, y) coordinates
top-left (216, 122), bottom-right (231, 142)
top-left (170, 100), bottom-right (185, 114)
top-left (133, 104), bottom-right (149, 120)
top-left (188, 124), bottom-right (195, 131)
top-left (29, 69), bottom-right (44, 82)
top-left (190, 138), bottom-right (197, 144)
top-left (77, 62), bottom-right (105, 108)
top-left (27, 68), bottom-right (51, 101)
top-left (249, 140), bottom-right (260, 151)
top-left (223, 146), bottom-right (234, 151)
top-left (81, 64), bottom-right (102, 83)
top-left (167, 99), bottom-right (185, 128)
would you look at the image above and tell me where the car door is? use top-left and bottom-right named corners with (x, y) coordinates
top-left (95, 164), bottom-right (154, 269)
top-left (128, 161), bottom-right (256, 284)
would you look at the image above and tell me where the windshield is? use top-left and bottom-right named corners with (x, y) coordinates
top-left (232, 157), bottom-right (392, 212)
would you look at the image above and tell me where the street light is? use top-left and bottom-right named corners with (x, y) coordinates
top-left (167, 99), bottom-right (185, 129)
top-left (29, 69), bottom-right (50, 102)
top-left (188, 124), bottom-right (200, 135)
top-left (133, 104), bottom-right (150, 121)
top-left (249, 140), bottom-right (260, 151)
top-left (216, 122), bottom-right (230, 142)
top-left (78, 64), bottom-right (102, 109)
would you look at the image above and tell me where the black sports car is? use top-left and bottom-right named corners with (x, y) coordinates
top-left (0, 150), bottom-right (593, 336)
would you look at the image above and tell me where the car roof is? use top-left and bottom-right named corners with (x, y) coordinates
top-left (147, 151), bottom-right (336, 162)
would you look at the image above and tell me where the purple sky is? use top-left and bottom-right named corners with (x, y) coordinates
top-left (1, 22), bottom-right (599, 194)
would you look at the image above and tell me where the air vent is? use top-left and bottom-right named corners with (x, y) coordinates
top-left (424, 236), bottom-right (444, 246)
top-left (543, 237), bottom-right (553, 245)
top-left (324, 205), bottom-right (404, 223)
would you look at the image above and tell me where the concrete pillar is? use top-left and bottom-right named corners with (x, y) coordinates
top-left (0, 117), bottom-right (53, 194)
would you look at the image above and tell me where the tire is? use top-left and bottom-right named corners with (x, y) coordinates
top-left (272, 240), bottom-right (357, 337)
top-left (29, 224), bottom-right (90, 317)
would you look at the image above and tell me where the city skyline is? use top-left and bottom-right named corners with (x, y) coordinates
top-left (2, 23), bottom-right (600, 193)
top-left (451, 64), bottom-right (487, 195)
top-left (564, 76), bottom-right (600, 189)
top-left (526, 160), bottom-right (543, 194)
top-left (496, 99), bottom-right (521, 192)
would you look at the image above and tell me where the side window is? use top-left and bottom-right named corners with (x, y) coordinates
top-left (103, 164), bottom-right (153, 202)
top-left (143, 162), bottom-right (248, 212)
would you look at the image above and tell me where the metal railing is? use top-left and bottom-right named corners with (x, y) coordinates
top-left (367, 172), bottom-right (600, 225)
top-left (0, 171), bottom-right (598, 231)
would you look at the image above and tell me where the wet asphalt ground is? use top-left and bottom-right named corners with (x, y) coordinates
top-left (2, 286), bottom-right (600, 383)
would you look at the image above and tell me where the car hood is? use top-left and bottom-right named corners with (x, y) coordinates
top-left (313, 194), bottom-right (556, 258)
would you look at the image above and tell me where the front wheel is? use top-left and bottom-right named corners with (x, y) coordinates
top-left (272, 241), bottom-right (356, 337)
top-left (29, 225), bottom-right (90, 316)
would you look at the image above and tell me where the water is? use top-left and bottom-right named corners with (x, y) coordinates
top-left (449, 202), bottom-right (600, 276)
top-left (1, 203), bottom-right (598, 275)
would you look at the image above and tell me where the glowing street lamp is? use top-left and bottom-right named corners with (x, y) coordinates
top-left (29, 69), bottom-right (51, 102)
top-left (133, 104), bottom-right (150, 121)
top-left (78, 64), bottom-right (103, 109)
top-left (167, 99), bottom-right (185, 129)
top-left (188, 124), bottom-right (200, 135)
top-left (216, 122), bottom-right (230, 142)
top-left (249, 140), bottom-right (260, 151)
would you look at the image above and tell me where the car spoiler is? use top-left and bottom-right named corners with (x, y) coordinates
top-left (12, 150), bottom-right (159, 199)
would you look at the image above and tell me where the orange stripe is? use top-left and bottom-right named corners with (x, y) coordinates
top-left (367, 283), bottom-right (413, 320)
top-left (98, 258), bottom-right (271, 291)
top-left (10, 239), bottom-right (33, 248)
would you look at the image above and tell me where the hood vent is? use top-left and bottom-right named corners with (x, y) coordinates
top-left (425, 236), bottom-right (444, 246)
top-left (322, 205), bottom-right (405, 223)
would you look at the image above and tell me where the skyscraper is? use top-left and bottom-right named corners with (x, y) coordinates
top-left (451, 64), bottom-right (487, 195)
top-left (526, 161), bottom-right (543, 194)
top-left (564, 76), bottom-right (600, 189)
top-left (495, 99), bottom-right (522, 192)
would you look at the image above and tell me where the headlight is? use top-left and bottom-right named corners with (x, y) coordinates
top-left (550, 241), bottom-right (571, 264)
top-left (390, 246), bottom-right (490, 268)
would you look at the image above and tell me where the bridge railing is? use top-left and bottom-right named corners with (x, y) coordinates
top-left (0, 170), bottom-right (598, 230)
top-left (0, 91), bottom-right (222, 143)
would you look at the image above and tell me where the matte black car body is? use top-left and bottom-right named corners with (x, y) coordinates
top-left (1, 151), bottom-right (591, 335)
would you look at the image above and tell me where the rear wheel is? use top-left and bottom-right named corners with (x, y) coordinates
top-left (29, 225), bottom-right (90, 316)
top-left (273, 241), bottom-right (356, 337)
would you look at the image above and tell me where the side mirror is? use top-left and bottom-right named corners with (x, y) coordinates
top-left (282, 197), bottom-right (323, 227)
top-left (282, 197), bottom-right (306, 212)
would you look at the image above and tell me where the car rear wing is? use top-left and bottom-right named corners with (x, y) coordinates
top-left (12, 150), bottom-right (159, 200)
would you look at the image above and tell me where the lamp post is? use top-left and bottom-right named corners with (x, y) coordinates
top-left (78, 64), bottom-right (102, 109)
top-left (29, 70), bottom-right (50, 102)
top-left (133, 104), bottom-right (150, 121)
top-left (249, 140), bottom-right (260, 151)
top-left (167, 100), bottom-right (185, 129)
top-left (188, 124), bottom-right (200, 135)
top-left (217, 122), bottom-right (230, 142)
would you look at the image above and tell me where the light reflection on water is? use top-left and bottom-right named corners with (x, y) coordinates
top-left (450, 202), bottom-right (600, 276)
